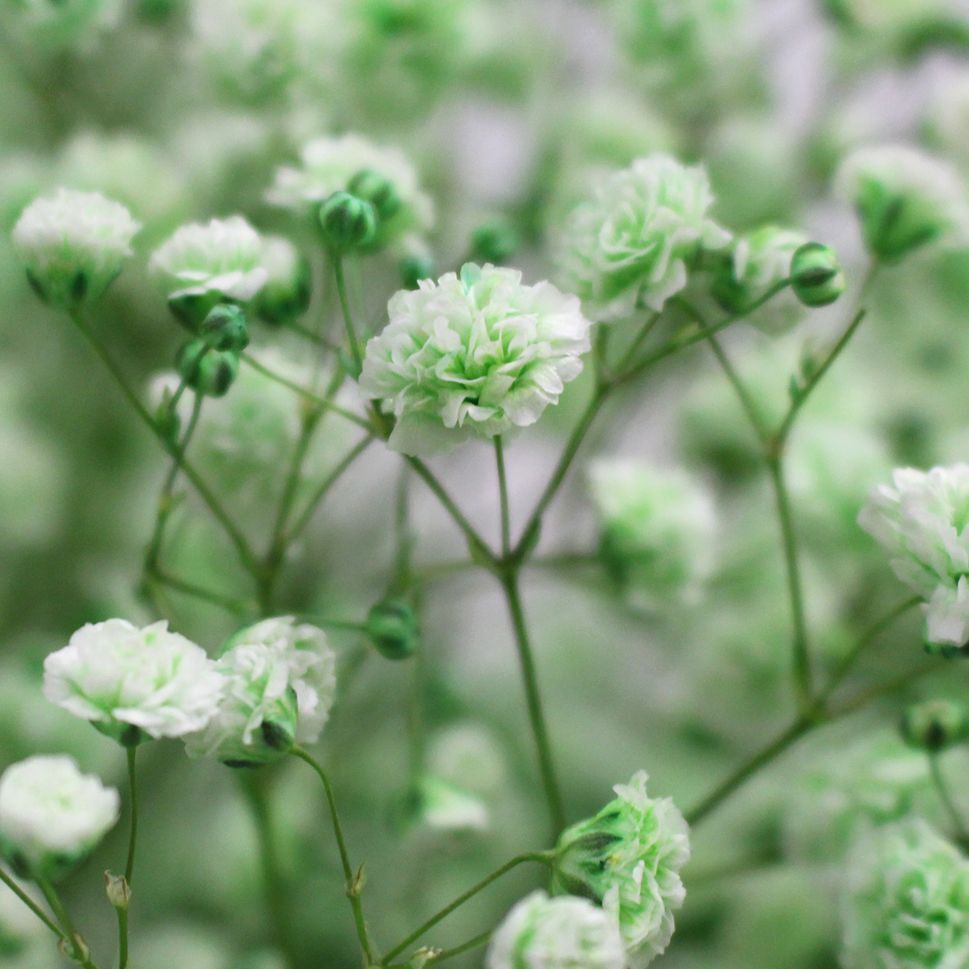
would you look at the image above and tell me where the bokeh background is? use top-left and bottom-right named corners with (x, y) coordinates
top-left (3, 0), bottom-right (969, 966)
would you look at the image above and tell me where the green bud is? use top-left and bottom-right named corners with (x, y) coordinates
top-left (167, 290), bottom-right (225, 332)
top-left (901, 700), bottom-right (969, 751)
top-left (318, 192), bottom-right (377, 252)
top-left (104, 871), bottom-right (131, 911)
top-left (469, 218), bottom-right (522, 265)
top-left (399, 254), bottom-right (435, 290)
top-left (175, 339), bottom-right (240, 398)
top-left (790, 243), bottom-right (846, 307)
top-left (199, 304), bottom-right (249, 352)
top-left (347, 169), bottom-right (401, 222)
top-left (366, 599), bottom-right (419, 660)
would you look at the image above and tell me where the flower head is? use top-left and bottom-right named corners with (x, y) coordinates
top-left (842, 820), bottom-right (969, 969)
top-left (835, 144), bottom-right (969, 261)
top-left (361, 264), bottom-right (592, 456)
top-left (149, 216), bottom-right (267, 325)
top-left (858, 465), bottom-right (969, 650)
top-left (43, 619), bottom-right (224, 745)
top-left (12, 188), bottom-right (140, 308)
top-left (553, 771), bottom-right (690, 967)
top-left (0, 755), bottom-right (119, 880)
top-left (266, 134), bottom-right (433, 248)
top-left (487, 891), bottom-right (625, 969)
top-left (589, 459), bottom-right (717, 608)
top-left (557, 154), bottom-right (730, 321)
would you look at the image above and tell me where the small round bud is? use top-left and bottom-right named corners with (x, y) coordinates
top-left (469, 218), bottom-right (522, 265)
top-left (399, 254), bottom-right (435, 290)
top-left (104, 871), bottom-right (130, 911)
top-left (256, 236), bottom-right (311, 326)
top-left (789, 242), bottom-right (846, 307)
top-left (365, 599), bottom-right (419, 660)
top-left (318, 192), bottom-right (377, 252)
top-left (901, 699), bottom-right (969, 752)
top-left (199, 304), bottom-right (249, 352)
top-left (176, 339), bottom-right (240, 398)
top-left (347, 169), bottom-right (401, 222)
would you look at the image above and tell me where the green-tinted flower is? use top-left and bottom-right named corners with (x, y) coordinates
top-left (266, 134), bottom-right (433, 248)
top-left (361, 264), bottom-right (592, 456)
top-left (842, 820), bottom-right (969, 969)
top-left (589, 459), bottom-right (717, 608)
top-left (558, 154), bottom-right (730, 321)
top-left (836, 145), bottom-right (969, 261)
top-left (405, 775), bottom-right (489, 834)
top-left (0, 756), bottom-right (119, 881)
top-left (150, 216), bottom-right (268, 327)
top-left (858, 465), bottom-right (969, 650)
top-left (487, 891), bottom-right (624, 969)
top-left (12, 188), bottom-right (140, 308)
top-left (553, 771), bottom-right (690, 967)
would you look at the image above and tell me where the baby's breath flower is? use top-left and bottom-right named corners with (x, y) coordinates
top-left (149, 216), bottom-right (268, 326)
top-left (0, 755), bottom-right (119, 880)
top-left (266, 134), bottom-right (433, 247)
top-left (835, 144), bottom-right (969, 261)
top-left (842, 820), bottom-right (969, 969)
top-left (361, 264), bottom-right (592, 456)
top-left (557, 154), bottom-right (730, 321)
top-left (43, 619), bottom-right (224, 745)
top-left (487, 891), bottom-right (625, 969)
top-left (224, 617), bottom-right (337, 744)
top-left (589, 459), bottom-right (717, 608)
top-left (183, 641), bottom-right (299, 767)
top-left (858, 465), bottom-right (969, 650)
top-left (255, 235), bottom-right (311, 325)
top-left (408, 775), bottom-right (489, 834)
top-left (553, 771), bottom-right (690, 967)
top-left (12, 188), bottom-right (140, 308)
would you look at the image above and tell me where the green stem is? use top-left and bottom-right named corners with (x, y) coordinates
top-left (0, 869), bottom-right (62, 939)
top-left (36, 876), bottom-right (97, 969)
top-left (65, 309), bottom-right (260, 576)
top-left (333, 255), bottom-right (364, 376)
top-left (124, 747), bottom-right (138, 885)
top-left (494, 437), bottom-right (511, 557)
top-left (381, 852), bottom-right (552, 965)
top-left (290, 748), bottom-right (376, 964)
top-left (148, 569), bottom-right (251, 615)
top-left (767, 456), bottom-right (813, 709)
top-left (498, 569), bottom-right (566, 836)
top-left (929, 753), bottom-right (969, 844)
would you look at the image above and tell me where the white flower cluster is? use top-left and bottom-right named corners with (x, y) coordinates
top-left (0, 755), bottom-right (119, 879)
top-left (488, 891), bottom-right (625, 969)
top-left (859, 465), bottom-right (969, 650)
top-left (557, 154), bottom-right (731, 321)
top-left (12, 188), bottom-right (140, 308)
top-left (361, 264), bottom-right (592, 456)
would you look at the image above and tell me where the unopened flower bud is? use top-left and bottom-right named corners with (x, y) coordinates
top-left (347, 169), bottom-right (401, 222)
top-left (366, 599), bottom-right (419, 660)
top-left (790, 243), bottom-right (846, 307)
top-left (104, 871), bottom-right (130, 911)
top-left (318, 192), bottom-right (377, 252)
top-left (200, 304), bottom-right (249, 352)
top-left (176, 340), bottom-right (240, 398)
top-left (901, 699), bottom-right (969, 752)
top-left (470, 219), bottom-right (522, 265)
top-left (399, 254), bottom-right (435, 290)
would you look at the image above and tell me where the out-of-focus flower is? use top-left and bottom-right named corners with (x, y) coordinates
top-left (43, 619), bottom-right (223, 745)
top-left (12, 188), bottom-right (140, 308)
top-left (487, 890), bottom-right (625, 969)
top-left (150, 216), bottom-right (267, 325)
top-left (901, 699), bottom-right (969, 753)
top-left (224, 617), bottom-right (337, 744)
top-left (836, 145), bottom-right (969, 261)
top-left (557, 155), bottom-right (730, 321)
top-left (361, 263), bottom-right (592, 456)
top-left (266, 134), bottom-right (433, 248)
top-left (255, 235), bottom-right (311, 326)
top-left (858, 465), bottom-right (969, 650)
top-left (842, 820), bottom-right (969, 969)
top-left (183, 641), bottom-right (299, 767)
top-left (0, 755), bottom-right (119, 880)
top-left (553, 771), bottom-right (690, 967)
top-left (589, 459), bottom-right (717, 608)
top-left (5, 0), bottom-right (122, 50)
top-left (408, 775), bottom-right (489, 834)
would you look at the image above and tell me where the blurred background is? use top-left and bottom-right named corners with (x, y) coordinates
top-left (3, 0), bottom-right (969, 966)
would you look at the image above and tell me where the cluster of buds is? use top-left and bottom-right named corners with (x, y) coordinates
top-left (318, 167), bottom-right (402, 254)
